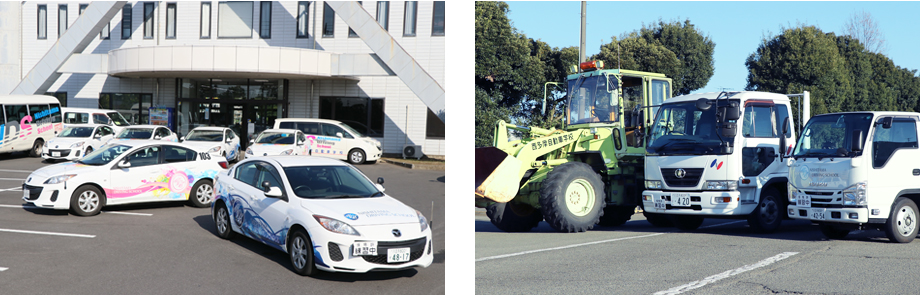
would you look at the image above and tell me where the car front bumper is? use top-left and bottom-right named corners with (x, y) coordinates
top-left (641, 190), bottom-right (756, 216)
top-left (41, 147), bottom-right (83, 161)
top-left (787, 205), bottom-right (869, 224)
top-left (21, 181), bottom-right (73, 210)
top-left (309, 225), bottom-right (434, 273)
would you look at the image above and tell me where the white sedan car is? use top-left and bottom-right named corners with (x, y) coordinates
top-left (114, 125), bottom-right (178, 142)
top-left (181, 127), bottom-right (242, 162)
top-left (23, 140), bottom-right (229, 216)
top-left (245, 129), bottom-right (309, 159)
top-left (211, 156), bottom-right (433, 275)
top-left (42, 124), bottom-right (115, 161)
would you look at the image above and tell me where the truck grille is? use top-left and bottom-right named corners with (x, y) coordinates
top-left (360, 237), bottom-right (427, 265)
top-left (661, 168), bottom-right (704, 187)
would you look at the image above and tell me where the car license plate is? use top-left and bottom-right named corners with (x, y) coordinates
top-left (352, 241), bottom-right (378, 256)
top-left (387, 248), bottom-right (411, 263)
top-left (810, 208), bottom-right (826, 220)
top-left (671, 193), bottom-right (691, 207)
top-left (52, 151), bottom-right (60, 157)
top-left (22, 188), bottom-right (29, 200)
top-left (653, 197), bottom-right (667, 210)
top-left (797, 194), bottom-right (811, 207)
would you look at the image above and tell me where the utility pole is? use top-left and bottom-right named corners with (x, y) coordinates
top-left (579, 1), bottom-right (586, 64)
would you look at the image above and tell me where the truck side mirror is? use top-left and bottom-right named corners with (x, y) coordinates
top-left (851, 130), bottom-right (864, 152)
top-left (695, 98), bottom-right (712, 111)
top-left (721, 123), bottom-right (737, 138)
top-left (881, 117), bottom-right (893, 129)
top-left (779, 119), bottom-right (789, 159)
top-left (724, 102), bottom-right (741, 121)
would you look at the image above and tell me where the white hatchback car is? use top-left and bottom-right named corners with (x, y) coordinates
top-left (211, 156), bottom-right (432, 275)
top-left (245, 129), bottom-right (308, 159)
top-left (181, 127), bottom-right (242, 162)
top-left (23, 140), bottom-right (229, 216)
top-left (42, 124), bottom-right (116, 161)
top-left (115, 125), bottom-right (178, 142)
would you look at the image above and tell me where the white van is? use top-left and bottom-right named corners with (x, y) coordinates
top-left (273, 118), bottom-right (382, 164)
top-left (61, 107), bottom-right (131, 135)
top-left (0, 95), bottom-right (64, 157)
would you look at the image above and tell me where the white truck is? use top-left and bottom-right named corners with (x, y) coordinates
top-left (787, 111), bottom-right (920, 243)
top-left (641, 91), bottom-right (806, 232)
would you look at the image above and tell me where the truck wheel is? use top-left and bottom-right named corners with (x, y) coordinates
top-left (672, 215), bottom-right (704, 231)
top-left (644, 212), bottom-right (674, 227)
top-left (884, 197), bottom-right (919, 243)
top-left (598, 206), bottom-right (634, 227)
top-left (748, 188), bottom-right (783, 233)
top-left (819, 224), bottom-right (850, 239)
top-left (539, 162), bottom-right (605, 233)
top-left (486, 202), bottom-right (542, 232)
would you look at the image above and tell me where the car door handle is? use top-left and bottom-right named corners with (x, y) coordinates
top-left (913, 169), bottom-right (920, 176)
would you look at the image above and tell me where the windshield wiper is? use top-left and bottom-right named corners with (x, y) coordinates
top-left (369, 191), bottom-right (385, 198)
top-left (325, 195), bottom-right (366, 199)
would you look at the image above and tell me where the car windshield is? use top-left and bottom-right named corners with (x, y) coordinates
top-left (338, 123), bottom-right (365, 138)
top-left (79, 144), bottom-right (132, 165)
top-left (647, 100), bottom-right (738, 155)
top-left (117, 128), bottom-right (153, 139)
top-left (186, 130), bottom-right (223, 142)
top-left (256, 132), bottom-right (295, 144)
top-left (793, 113), bottom-right (874, 158)
top-left (58, 127), bottom-right (94, 138)
top-left (284, 165), bottom-right (381, 199)
top-left (108, 112), bottom-right (131, 126)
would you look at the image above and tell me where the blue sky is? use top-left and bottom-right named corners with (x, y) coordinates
top-left (506, 1), bottom-right (920, 94)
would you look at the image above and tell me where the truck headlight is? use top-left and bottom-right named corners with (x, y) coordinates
top-left (842, 182), bottom-right (867, 206)
top-left (645, 180), bottom-right (662, 190)
top-left (313, 215), bottom-right (360, 236)
top-left (207, 146), bottom-right (221, 154)
top-left (788, 183), bottom-right (797, 202)
top-left (44, 174), bottom-right (76, 184)
top-left (280, 149), bottom-right (294, 155)
top-left (704, 181), bottom-right (738, 191)
top-left (69, 141), bottom-right (85, 148)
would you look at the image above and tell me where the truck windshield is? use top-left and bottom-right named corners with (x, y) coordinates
top-left (793, 113), bottom-right (873, 158)
top-left (647, 100), bottom-right (735, 155)
top-left (567, 75), bottom-right (618, 125)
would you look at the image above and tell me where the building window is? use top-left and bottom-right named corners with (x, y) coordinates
top-left (322, 2), bottom-right (334, 37)
top-left (143, 2), bottom-right (155, 39)
top-left (296, 1), bottom-right (308, 38)
top-left (122, 4), bottom-right (132, 39)
top-left (376, 1), bottom-right (389, 31)
top-left (348, 1), bottom-right (362, 38)
top-left (45, 92), bottom-right (67, 107)
top-left (432, 1), bottom-right (444, 36)
top-left (99, 93), bottom-right (153, 125)
top-left (37, 5), bottom-right (47, 39)
top-left (79, 4), bottom-right (88, 15)
top-left (402, 1), bottom-right (416, 37)
top-left (426, 109), bottom-right (444, 139)
top-left (166, 3), bottom-right (177, 39)
top-left (58, 4), bottom-right (68, 38)
top-left (319, 97), bottom-right (384, 137)
top-left (217, 1), bottom-right (253, 38)
top-left (259, 1), bottom-right (271, 38)
top-left (200, 2), bottom-right (211, 38)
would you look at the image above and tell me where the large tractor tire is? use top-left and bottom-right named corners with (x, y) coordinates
top-left (597, 206), bottom-right (634, 227)
top-left (486, 202), bottom-right (543, 232)
top-left (539, 162), bottom-right (605, 233)
top-left (747, 188), bottom-right (783, 233)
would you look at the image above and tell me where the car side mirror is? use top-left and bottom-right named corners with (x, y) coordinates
top-left (117, 160), bottom-right (131, 168)
top-left (265, 186), bottom-right (283, 198)
top-left (225, 138), bottom-right (232, 143)
top-left (180, 136), bottom-right (185, 142)
top-left (375, 183), bottom-right (386, 192)
top-left (154, 135), bottom-right (162, 140)
top-left (336, 132), bottom-right (343, 138)
top-left (94, 134), bottom-right (102, 139)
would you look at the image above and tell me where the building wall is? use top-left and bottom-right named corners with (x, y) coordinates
top-left (17, 1), bottom-right (445, 156)
top-left (0, 2), bottom-right (22, 95)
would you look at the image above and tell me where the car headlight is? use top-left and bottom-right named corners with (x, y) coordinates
top-left (280, 149), bottom-right (294, 155)
top-left (842, 182), bottom-right (867, 206)
top-left (246, 148), bottom-right (253, 155)
top-left (69, 141), bottom-right (85, 148)
top-left (645, 180), bottom-right (662, 190)
top-left (788, 183), bottom-right (797, 202)
top-left (704, 181), bottom-right (738, 191)
top-left (44, 174), bottom-right (76, 184)
top-left (363, 138), bottom-right (381, 148)
top-left (313, 215), bottom-right (360, 236)
top-left (416, 210), bottom-right (429, 232)
top-left (208, 146), bottom-right (221, 153)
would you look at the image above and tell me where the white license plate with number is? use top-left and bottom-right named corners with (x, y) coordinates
top-left (52, 151), bottom-right (60, 157)
top-left (387, 248), bottom-right (411, 263)
top-left (797, 194), bottom-right (811, 207)
top-left (653, 197), bottom-right (667, 210)
top-left (352, 241), bottom-right (378, 256)
top-left (810, 208), bottom-right (826, 220)
top-left (22, 188), bottom-right (29, 200)
top-left (671, 193), bottom-right (691, 207)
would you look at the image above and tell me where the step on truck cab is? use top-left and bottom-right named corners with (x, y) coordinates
top-left (788, 112), bottom-right (920, 243)
top-left (641, 91), bottom-right (803, 232)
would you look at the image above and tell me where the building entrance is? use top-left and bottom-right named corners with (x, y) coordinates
top-left (176, 78), bottom-right (287, 147)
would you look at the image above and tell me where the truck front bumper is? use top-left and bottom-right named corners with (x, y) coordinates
top-left (787, 205), bottom-right (869, 224)
top-left (641, 190), bottom-right (756, 216)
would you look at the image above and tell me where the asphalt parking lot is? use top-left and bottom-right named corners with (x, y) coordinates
top-left (0, 152), bottom-right (445, 295)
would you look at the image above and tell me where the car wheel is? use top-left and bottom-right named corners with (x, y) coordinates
top-left (885, 197), bottom-right (919, 243)
top-left (188, 180), bottom-right (214, 208)
top-left (29, 139), bottom-right (43, 157)
top-left (288, 228), bottom-right (318, 276)
top-left (539, 162), bottom-right (605, 233)
top-left (672, 215), bottom-right (705, 231)
top-left (819, 224), bottom-right (850, 240)
top-left (747, 188), bottom-right (783, 233)
top-left (486, 201), bottom-right (542, 232)
top-left (70, 185), bottom-right (104, 216)
top-left (348, 149), bottom-right (365, 164)
top-left (213, 202), bottom-right (235, 239)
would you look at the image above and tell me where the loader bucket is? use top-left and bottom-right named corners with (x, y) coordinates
top-left (475, 147), bottom-right (523, 203)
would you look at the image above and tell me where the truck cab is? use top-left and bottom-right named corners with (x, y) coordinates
top-left (641, 91), bottom-right (798, 232)
top-left (788, 112), bottom-right (920, 242)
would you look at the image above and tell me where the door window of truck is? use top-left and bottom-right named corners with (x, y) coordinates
top-left (872, 117), bottom-right (918, 168)
top-left (742, 105), bottom-right (775, 138)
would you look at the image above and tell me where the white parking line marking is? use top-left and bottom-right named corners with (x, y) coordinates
top-left (0, 169), bottom-right (33, 173)
top-left (0, 204), bottom-right (38, 209)
top-left (0, 178), bottom-right (25, 181)
top-left (102, 211), bottom-right (153, 216)
top-left (0, 187), bottom-right (22, 192)
top-left (0, 204), bottom-right (152, 216)
top-left (654, 252), bottom-right (799, 295)
top-left (0, 228), bottom-right (95, 238)
top-left (476, 220), bottom-right (745, 262)
top-left (0, 267), bottom-right (7, 271)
